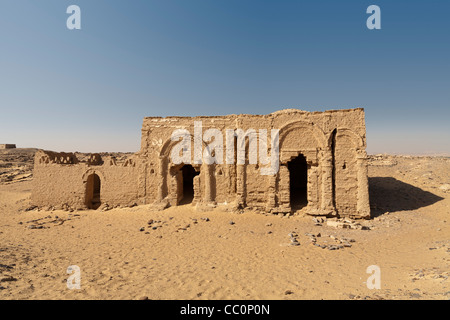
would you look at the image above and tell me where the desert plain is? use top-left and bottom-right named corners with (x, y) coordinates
top-left (0, 148), bottom-right (449, 300)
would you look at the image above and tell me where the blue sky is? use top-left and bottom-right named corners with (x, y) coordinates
top-left (0, 0), bottom-right (449, 154)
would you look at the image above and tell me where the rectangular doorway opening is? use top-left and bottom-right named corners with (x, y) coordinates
top-left (179, 165), bottom-right (200, 205)
top-left (288, 154), bottom-right (308, 211)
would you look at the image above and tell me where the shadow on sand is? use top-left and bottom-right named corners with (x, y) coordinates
top-left (369, 177), bottom-right (444, 217)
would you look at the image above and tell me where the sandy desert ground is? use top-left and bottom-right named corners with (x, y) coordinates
top-left (0, 148), bottom-right (449, 300)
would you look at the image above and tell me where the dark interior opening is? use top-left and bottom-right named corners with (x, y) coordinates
top-left (331, 129), bottom-right (337, 208)
top-left (288, 154), bottom-right (308, 210)
top-left (179, 165), bottom-right (199, 205)
top-left (86, 173), bottom-right (101, 210)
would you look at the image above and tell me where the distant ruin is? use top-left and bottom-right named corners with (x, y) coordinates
top-left (32, 108), bottom-right (371, 218)
top-left (0, 144), bottom-right (16, 149)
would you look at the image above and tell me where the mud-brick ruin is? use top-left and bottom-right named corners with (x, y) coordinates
top-left (32, 108), bottom-right (371, 218)
top-left (0, 144), bottom-right (16, 149)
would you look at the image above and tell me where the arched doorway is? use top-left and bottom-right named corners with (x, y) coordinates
top-left (85, 173), bottom-right (101, 209)
top-left (179, 165), bottom-right (200, 205)
top-left (288, 154), bottom-right (308, 211)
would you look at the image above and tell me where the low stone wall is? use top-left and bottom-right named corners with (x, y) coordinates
top-left (0, 144), bottom-right (16, 149)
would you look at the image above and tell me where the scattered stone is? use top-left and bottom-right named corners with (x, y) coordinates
top-left (289, 240), bottom-right (300, 246)
top-left (27, 225), bottom-right (44, 229)
top-left (284, 290), bottom-right (294, 295)
top-left (313, 217), bottom-right (324, 224)
top-left (326, 218), bottom-right (371, 230)
top-left (305, 232), bottom-right (320, 237)
top-left (139, 227), bottom-right (145, 232)
top-left (177, 224), bottom-right (191, 231)
top-left (342, 242), bottom-right (352, 248)
top-left (0, 276), bottom-right (17, 282)
top-left (306, 233), bottom-right (355, 250)
top-left (326, 220), bottom-right (341, 228)
top-left (24, 205), bottom-right (38, 212)
top-left (229, 221), bottom-right (235, 225)
top-left (439, 184), bottom-right (450, 192)
top-left (0, 264), bottom-right (13, 270)
top-left (288, 232), bottom-right (300, 246)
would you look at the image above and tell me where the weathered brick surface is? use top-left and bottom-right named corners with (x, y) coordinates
top-left (32, 108), bottom-right (370, 218)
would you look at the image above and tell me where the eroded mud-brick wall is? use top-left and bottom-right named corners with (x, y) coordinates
top-left (0, 144), bottom-right (16, 149)
top-left (139, 108), bottom-right (370, 218)
top-left (32, 151), bottom-right (139, 209)
top-left (32, 108), bottom-right (370, 218)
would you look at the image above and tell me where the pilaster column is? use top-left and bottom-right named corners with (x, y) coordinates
top-left (320, 148), bottom-right (336, 215)
top-left (137, 160), bottom-right (147, 204)
top-left (168, 171), bottom-right (178, 206)
top-left (266, 173), bottom-right (277, 211)
top-left (356, 150), bottom-right (371, 218)
top-left (236, 164), bottom-right (246, 207)
top-left (307, 164), bottom-right (319, 209)
top-left (279, 165), bottom-right (290, 211)
top-left (202, 163), bottom-right (214, 204)
top-left (156, 157), bottom-right (166, 202)
top-left (193, 173), bottom-right (201, 204)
